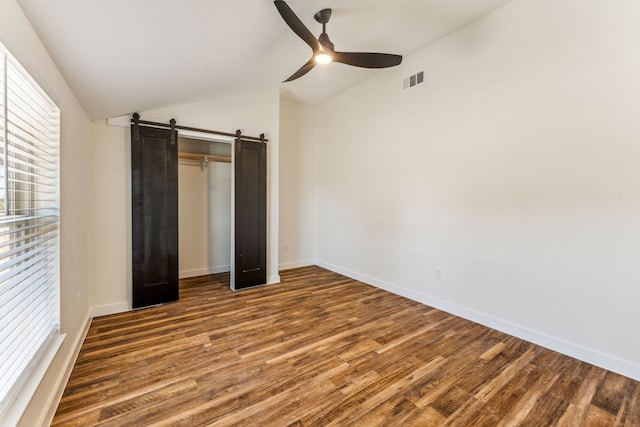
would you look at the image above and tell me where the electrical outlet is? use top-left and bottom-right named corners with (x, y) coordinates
top-left (435, 269), bottom-right (442, 280)
top-left (283, 243), bottom-right (289, 252)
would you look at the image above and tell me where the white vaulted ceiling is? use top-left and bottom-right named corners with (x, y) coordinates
top-left (18, 0), bottom-right (513, 120)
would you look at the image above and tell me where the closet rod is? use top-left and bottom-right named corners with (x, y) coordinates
top-left (178, 152), bottom-right (231, 163)
top-left (131, 113), bottom-right (268, 143)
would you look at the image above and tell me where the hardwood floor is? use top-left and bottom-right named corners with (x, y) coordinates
top-left (52, 266), bottom-right (640, 426)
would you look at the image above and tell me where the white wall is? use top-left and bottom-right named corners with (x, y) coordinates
top-left (0, 1), bottom-right (94, 426)
top-left (310, 0), bottom-right (640, 379)
top-left (178, 159), bottom-right (231, 277)
top-left (91, 88), bottom-right (280, 313)
top-left (279, 98), bottom-right (317, 269)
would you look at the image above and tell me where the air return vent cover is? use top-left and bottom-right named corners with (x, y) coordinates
top-left (402, 70), bottom-right (424, 91)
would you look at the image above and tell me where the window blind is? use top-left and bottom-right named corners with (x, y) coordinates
top-left (0, 43), bottom-right (61, 415)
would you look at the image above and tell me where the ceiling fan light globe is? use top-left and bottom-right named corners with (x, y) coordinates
top-left (315, 53), bottom-right (332, 64)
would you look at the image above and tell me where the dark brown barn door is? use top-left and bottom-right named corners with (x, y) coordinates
top-left (131, 125), bottom-right (179, 308)
top-left (234, 139), bottom-right (267, 290)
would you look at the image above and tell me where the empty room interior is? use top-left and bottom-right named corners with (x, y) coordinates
top-left (1, 0), bottom-right (640, 425)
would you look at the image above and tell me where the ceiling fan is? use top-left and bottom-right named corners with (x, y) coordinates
top-left (274, 0), bottom-right (403, 82)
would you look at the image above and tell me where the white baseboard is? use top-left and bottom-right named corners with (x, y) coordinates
top-left (279, 260), bottom-right (315, 271)
top-left (268, 274), bottom-right (281, 285)
top-left (37, 311), bottom-right (92, 427)
top-left (92, 301), bottom-right (130, 317)
top-left (316, 260), bottom-right (640, 382)
top-left (179, 265), bottom-right (230, 279)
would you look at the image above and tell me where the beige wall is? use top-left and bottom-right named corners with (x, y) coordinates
top-left (0, 1), bottom-right (94, 425)
top-left (178, 159), bottom-right (232, 277)
top-left (89, 123), bottom-right (131, 315)
top-left (278, 98), bottom-right (317, 269)
top-left (306, 0), bottom-right (640, 379)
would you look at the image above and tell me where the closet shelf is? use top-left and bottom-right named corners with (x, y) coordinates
top-left (178, 152), bottom-right (231, 163)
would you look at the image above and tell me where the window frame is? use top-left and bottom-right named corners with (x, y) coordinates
top-left (0, 41), bottom-right (64, 424)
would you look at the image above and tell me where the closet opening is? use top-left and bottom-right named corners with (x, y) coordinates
top-left (178, 136), bottom-right (232, 286)
top-left (129, 113), bottom-right (267, 306)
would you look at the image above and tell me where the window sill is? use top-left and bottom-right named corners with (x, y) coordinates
top-left (1, 333), bottom-right (65, 427)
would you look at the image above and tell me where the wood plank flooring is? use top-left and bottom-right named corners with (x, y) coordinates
top-left (52, 266), bottom-right (640, 426)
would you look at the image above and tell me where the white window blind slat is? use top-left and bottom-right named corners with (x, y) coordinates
top-left (5, 152), bottom-right (57, 173)
top-left (6, 113), bottom-right (56, 155)
top-left (0, 239), bottom-right (58, 277)
top-left (6, 158), bottom-right (57, 175)
top-left (7, 67), bottom-right (57, 123)
top-left (0, 242), bottom-right (55, 284)
top-left (6, 140), bottom-right (57, 167)
top-left (7, 120), bottom-right (58, 155)
top-left (0, 252), bottom-right (52, 300)
top-left (2, 298), bottom-right (53, 358)
top-left (6, 67), bottom-right (58, 114)
top-left (6, 112), bottom-right (57, 147)
top-left (0, 216), bottom-right (58, 238)
top-left (0, 253), bottom-right (57, 300)
top-left (5, 93), bottom-right (56, 131)
top-left (0, 300), bottom-right (51, 394)
top-left (0, 41), bottom-right (61, 418)
top-left (1, 47), bottom-right (5, 221)
top-left (0, 310), bottom-right (51, 393)
top-left (0, 285), bottom-right (49, 347)
top-left (0, 231), bottom-right (57, 263)
top-left (0, 289), bottom-right (49, 340)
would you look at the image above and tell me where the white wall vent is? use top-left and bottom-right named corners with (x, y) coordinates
top-left (402, 70), bottom-right (424, 91)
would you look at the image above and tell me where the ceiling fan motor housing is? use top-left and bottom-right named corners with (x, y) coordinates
top-left (314, 8), bottom-right (332, 24)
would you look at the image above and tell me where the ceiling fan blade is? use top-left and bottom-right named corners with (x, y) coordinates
top-left (333, 52), bottom-right (403, 69)
top-left (284, 58), bottom-right (317, 82)
top-left (274, 0), bottom-right (319, 52)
